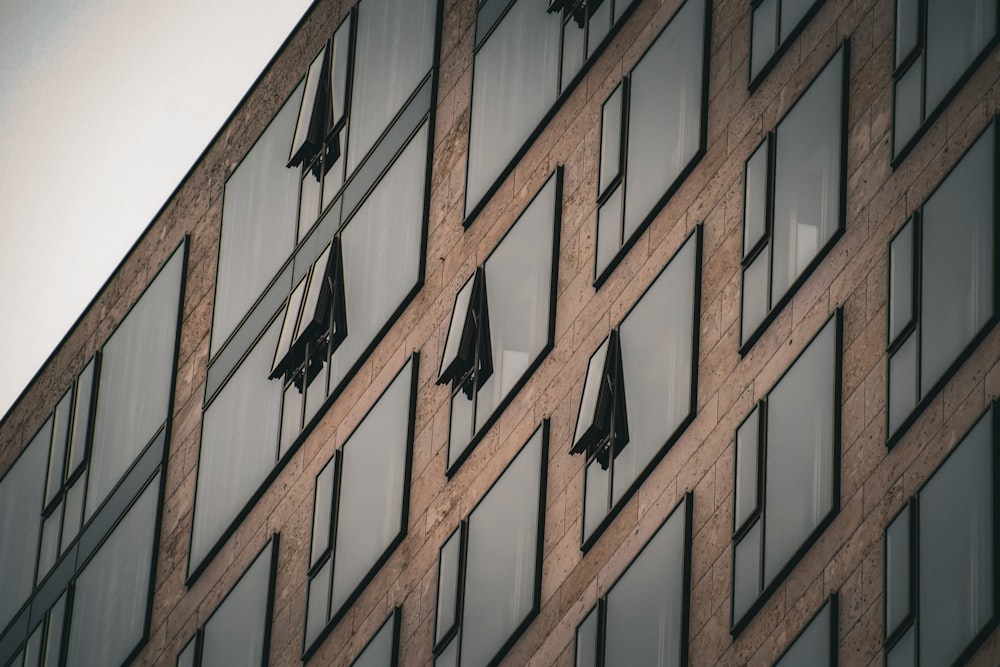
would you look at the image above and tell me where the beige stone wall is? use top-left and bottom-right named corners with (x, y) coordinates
top-left (3, 0), bottom-right (1000, 665)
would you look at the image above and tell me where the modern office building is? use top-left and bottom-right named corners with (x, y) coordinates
top-left (2, 0), bottom-right (1000, 664)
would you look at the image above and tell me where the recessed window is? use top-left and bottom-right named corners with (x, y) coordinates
top-left (465, 0), bottom-right (637, 225)
top-left (891, 0), bottom-right (997, 161)
top-left (575, 228), bottom-right (700, 546)
top-left (884, 405), bottom-right (998, 666)
top-left (575, 493), bottom-right (691, 666)
top-left (886, 120), bottom-right (996, 445)
top-left (177, 537), bottom-right (279, 667)
top-left (350, 609), bottom-right (401, 667)
top-left (774, 596), bottom-right (837, 667)
top-left (438, 172), bottom-right (559, 474)
top-left (302, 357), bottom-right (416, 659)
top-left (593, 0), bottom-right (708, 283)
top-left (731, 313), bottom-right (840, 632)
top-left (739, 44), bottom-right (847, 352)
top-left (432, 424), bottom-right (547, 666)
top-left (749, 0), bottom-right (825, 87)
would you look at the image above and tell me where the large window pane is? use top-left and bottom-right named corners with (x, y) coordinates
top-left (925, 0), bottom-right (997, 112)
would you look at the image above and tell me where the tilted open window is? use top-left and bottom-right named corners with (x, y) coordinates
top-left (437, 267), bottom-right (493, 400)
top-left (571, 330), bottom-right (629, 469)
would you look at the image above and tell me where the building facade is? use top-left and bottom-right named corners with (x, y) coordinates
top-left (2, 0), bottom-right (1000, 665)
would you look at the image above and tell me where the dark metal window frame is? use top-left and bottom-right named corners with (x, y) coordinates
top-left (730, 310), bottom-right (843, 636)
top-left (747, 0), bottom-right (827, 91)
top-left (349, 607), bottom-right (401, 667)
top-left (738, 42), bottom-right (849, 356)
top-left (883, 402), bottom-right (1000, 667)
top-left (772, 594), bottom-right (838, 666)
top-left (885, 117), bottom-right (1000, 449)
top-left (574, 492), bottom-right (693, 667)
top-left (300, 355), bottom-right (418, 661)
top-left (579, 226), bottom-right (703, 551)
top-left (190, 0), bottom-right (444, 585)
top-left (890, 0), bottom-right (1000, 168)
top-left (591, 0), bottom-right (711, 288)
top-left (463, 0), bottom-right (641, 229)
top-left (443, 170), bottom-right (562, 478)
top-left (432, 421), bottom-right (549, 667)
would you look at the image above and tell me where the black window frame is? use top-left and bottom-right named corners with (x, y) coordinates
top-left (592, 0), bottom-right (711, 287)
top-left (730, 310), bottom-right (843, 636)
top-left (738, 42), bottom-right (849, 356)
top-left (349, 607), bottom-right (401, 667)
top-left (301, 355), bottom-right (418, 661)
top-left (772, 594), bottom-right (838, 666)
top-left (885, 117), bottom-right (1000, 449)
top-left (748, 0), bottom-right (827, 90)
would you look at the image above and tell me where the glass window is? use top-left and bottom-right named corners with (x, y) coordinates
top-left (773, 597), bottom-right (837, 667)
top-left (731, 314), bottom-right (840, 631)
top-left (576, 494), bottom-right (691, 667)
top-left (181, 538), bottom-right (278, 667)
top-left (750, 0), bottom-right (824, 86)
top-left (432, 425), bottom-right (547, 666)
top-left (440, 173), bottom-right (558, 474)
top-left (465, 0), bottom-right (638, 224)
top-left (302, 358), bottom-right (415, 657)
top-left (593, 0), bottom-right (708, 282)
top-left (892, 0), bottom-right (997, 159)
top-left (350, 609), bottom-right (400, 667)
top-left (883, 406), bottom-right (996, 666)
top-left (886, 121), bottom-right (995, 444)
top-left (576, 229), bottom-right (700, 546)
top-left (739, 45), bottom-right (846, 351)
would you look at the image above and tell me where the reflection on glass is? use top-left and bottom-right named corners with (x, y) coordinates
top-left (893, 61), bottom-right (922, 157)
top-left (889, 220), bottom-right (914, 342)
top-left (735, 407), bottom-right (759, 531)
top-left (46, 389), bottom-right (72, 506)
top-left (351, 612), bottom-right (397, 667)
top-left (774, 598), bottom-right (833, 667)
top-left (436, 528), bottom-right (461, 645)
top-left (779, 0), bottom-right (814, 42)
top-left (733, 519), bottom-right (762, 622)
top-left (305, 558), bottom-right (332, 648)
top-left (575, 605), bottom-right (599, 667)
top-left (742, 246), bottom-right (770, 343)
top-left (886, 624), bottom-right (915, 667)
top-left (44, 592), bottom-right (67, 667)
top-left (750, 0), bottom-right (777, 80)
top-left (311, 460), bottom-right (336, 568)
top-left (888, 332), bottom-right (917, 436)
top-left (895, 0), bottom-right (919, 66)
top-left (925, 0), bottom-right (996, 112)
top-left (885, 504), bottom-right (910, 635)
top-left (743, 139), bottom-right (769, 256)
top-left (599, 84), bottom-right (624, 196)
top-left (596, 186), bottom-right (623, 277)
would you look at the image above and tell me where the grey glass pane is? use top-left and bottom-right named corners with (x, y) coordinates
top-left (330, 360), bottom-right (412, 613)
top-left (323, 136), bottom-right (346, 210)
top-left (893, 58), bottom-right (922, 158)
top-left (461, 429), bottom-right (543, 667)
top-left (67, 357), bottom-right (96, 478)
top-left (885, 505), bottom-right (910, 636)
top-left (587, 0), bottom-right (613, 57)
top-left (889, 220), bottom-right (914, 342)
top-left (742, 246), bottom-right (770, 344)
top-left (273, 276), bottom-right (308, 374)
top-left (60, 475), bottom-right (85, 551)
top-left (888, 332), bottom-right (918, 436)
top-left (920, 125), bottom-right (993, 393)
top-left (311, 459), bottom-right (336, 569)
top-left (750, 0), bottom-right (777, 80)
top-left (88, 247), bottom-right (183, 518)
top-left (305, 558), bottom-right (332, 649)
top-left (596, 184), bottom-right (623, 277)
top-left (328, 123), bottom-right (428, 393)
top-left (575, 337), bottom-right (611, 447)
top-left (191, 319), bottom-right (282, 571)
top-left (925, 0), bottom-right (996, 112)
top-left (299, 170), bottom-right (322, 242)
top-left (0, 423), bottom-right (49, 631)
top-left (346, 0), bottom-right (436, 173)
top-left (763, 317), bottom-right (836, 584)
top-left (435, 635), bottom-right (459, 667)
top-left (774, 599), bottom-right (832, 667)
top-left (562, 19), bottom-right (585, 92)
top-left (779, 0), bottom-right (815, 42)
top-left (43, 592), bottom-right (67, 667)
top-left (575, 605), bottom-right (599, 667)
top-left (735, 407), bottom-right (759, 531)
top-left (279, 381), bottom-right (303, 459)
top-left (290, 45), bottom-right (326, 167)
top-left (744, 139), bottom-right (769, 257)
top-left (200, 540), bottom-right (275, 667)
top-left (351, 612), bottom-right (396, 667)
top-left (9, 649), bottom-right (23, 667)
top-left (918, 411), bottom-right (993, 667)
top-left (771, 48), bottom-right (843, 302)
top-left (895, 0), bottom-right (919, 67)
top-left (466, 0), bottom-right (561, 215)
top-left (176, 637), bottom-right (197, 667)
top-left (66, 473), bottom-right (159, 667)
top-left (613, 233), bottom-right (697, 505)
top-left (583, 456), bottom-right (610, 541)
top-left (212, 82), bottom-right (303, 354)
top-left (24, 624), bottom-right (43, 667)
top-left (36, 507), bottom-right (62, 584)
top-left (448, 390), bottom-right (475, 469)
top-left (614, 0), bottom-right (631, 22)
top-left (436, 528), bottom-right (461, 646)
top-left (473, 176), bottom-right (556, 435)
top-left (733, 519), bottom-right (762, 623)
top-left (441, 273), bottom-right (477, 379)
top-left (599, 84), bottom-right (623, 196)
top-left (45, 389), bottom-right (72, 507)
top-left (622, 0), bottom-right (705, 240)
top-left (886, 625), bottom-right (915, 667)
top-left (604, 496), bottom-right (687, 667)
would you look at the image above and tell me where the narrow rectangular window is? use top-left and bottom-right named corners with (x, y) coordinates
top-left (773, 596), bottom-right (837, 666)
top-left (749, 0), bottom-right (825, 87)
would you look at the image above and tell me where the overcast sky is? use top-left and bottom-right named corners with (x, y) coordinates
top-left (0, 0), bottom-right (313, 417)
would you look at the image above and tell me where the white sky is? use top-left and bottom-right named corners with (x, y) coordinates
top-left (0, 0), bottom-right (313, 418)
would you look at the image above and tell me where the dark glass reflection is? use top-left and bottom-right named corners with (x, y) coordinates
top-left (886, 625), bottom-right (915, 667)
top-left (779, 0), bottom-right (814, 42)
top-left (351, 612), bottom-right (396, 667)
top-left (888, 332), bottom-right (917, 436)
top-left (925, 0), bottom-right (996, 112)
top-left (885, 505), bottom-right (910, 636)
top-left (918, 412), bottom-right (992, 667)
top-left (750, 0), bottom-right (777, 80)
top-left (460, 429), bottom-right (543, 667)
top-left (436, 528), bottom-right (461, 646)
top-left (37, 507), bottom-right (62, 584)
top-left (60, 476), bottom-right (85, 551)
top-left (44, 592), bottom-right (67, 667)
top-left (45, 389), bottom-right (72, 507)
top-left (774, 599), bottom-right (833, 667)
top-left (742, 246), bottom-right (770, 341)
top-left (888, 220), bottom-right (914, 342)
top-left (743, 139), bottom-right (769, 256)
top-left (895, 0), bottom-right (919, 66)
top-left (893, 61), bottom-right (922, 158)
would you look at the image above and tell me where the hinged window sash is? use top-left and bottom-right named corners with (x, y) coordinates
top-left (437, 267), bottom-right (493, 398)
top-left (571, 330), bottom-right (629, 468)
